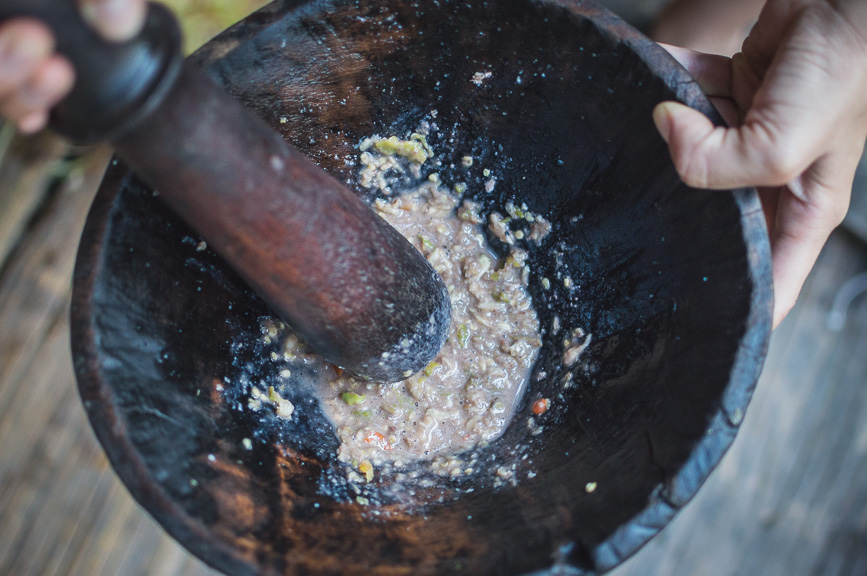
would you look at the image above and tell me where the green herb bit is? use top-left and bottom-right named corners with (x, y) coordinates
top-left (424, 361), bottom-right (441, 377)
top-left (457, 323), bottom-right (471, 348)
top-left (493, 291), bottom-right (511, 303)
top-left (418, 235), bottom-right (435, 251)
top-left (410, 132), bottom-right (434, 155)
top-left (504, 255), bottom-right (522, 268)
top-left (342, 392), bottom-right (366, 405)
top-left (353, 410), bottom-right (372, 417)
top-left (373, 135), bottom-right (430, 164)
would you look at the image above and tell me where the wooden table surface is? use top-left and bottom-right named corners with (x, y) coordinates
top-left (1, 123), bottom-right (866, 576)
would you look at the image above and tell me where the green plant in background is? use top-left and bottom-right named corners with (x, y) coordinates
top-left (161, 0), bottom-right (271, 54)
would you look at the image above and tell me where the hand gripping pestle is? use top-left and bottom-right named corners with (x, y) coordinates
top-left (0, 0), bottom-right (451, 382)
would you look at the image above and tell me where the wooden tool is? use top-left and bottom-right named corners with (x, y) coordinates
top-left (0, 0), bottom-right (451, 381)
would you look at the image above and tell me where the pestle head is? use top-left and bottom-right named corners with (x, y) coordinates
top-left (311, 240), bottom-right (454, 382)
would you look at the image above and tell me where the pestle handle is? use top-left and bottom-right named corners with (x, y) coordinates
top-left (0, 0), bottom-right (183, 143)
top-left (2, 0), bottom-right (451, 382)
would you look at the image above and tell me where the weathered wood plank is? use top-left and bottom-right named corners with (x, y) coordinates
top-left (0, 321), bottom-right (98, 574)
top-left (0, 129), bottom-right (69, 270)
top-left (0, 146), bottom-right (108, 406)
top-left (0, 143), bottom-right (218, 576)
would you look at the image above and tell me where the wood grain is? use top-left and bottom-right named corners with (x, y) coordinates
top-left (0, 138), bottom-right (217, 576)
top-left (4, 151), bottom-right (865, 575)
top-left (0, 130), bottom-right (866, 576)
top-left (0, 129), bottom-right (67, 271)
top-left (1, 1), bottom-right (866, 569)
top-left (68, 1), bottom-right (774, 573)
top-left (1, 161), bottom-right (863, 576)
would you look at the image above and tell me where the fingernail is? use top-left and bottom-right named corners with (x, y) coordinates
top-left (652, 102), bottom-right (673, 144)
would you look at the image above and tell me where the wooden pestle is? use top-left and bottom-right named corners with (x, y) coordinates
top-left (1, 0), bottom-right (451, 381)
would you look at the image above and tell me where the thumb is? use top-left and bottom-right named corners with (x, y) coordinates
top-left (653, 101), bottom-right (803, 190)
top-left (78, 0), bottom-right (147, 43)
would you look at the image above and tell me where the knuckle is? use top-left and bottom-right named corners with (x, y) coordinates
top-left (747, 121), bottom-right (807, 185)
top-left (804, 182), bottom-right (851, 229)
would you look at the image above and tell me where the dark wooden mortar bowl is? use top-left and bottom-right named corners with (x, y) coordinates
top-left (70, 0), bottom-right (772, 574)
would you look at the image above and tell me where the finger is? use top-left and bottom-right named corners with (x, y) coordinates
top-left (653, 100), bottom-right (815, 190)
top-left (78, 0), bottom-right (147, 43)
top-left (738, 0), bottom-right (798, 79)
top-left (766, 137), bottom-right (864, 327)
top-left (0, 19), bottom-right (54, 94)
top-left (0, 55), bottom-right (74, 126)
top-left (800, 131), bottom-right (867, 211)
top-left (768, 189), bottom-right (839, 328)
top-left (657, 44), bottom-right (744, 125)
top-left (658, 43), bottom-right (733, 97)
top-left (17, 110), bottom-right (48, 133)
